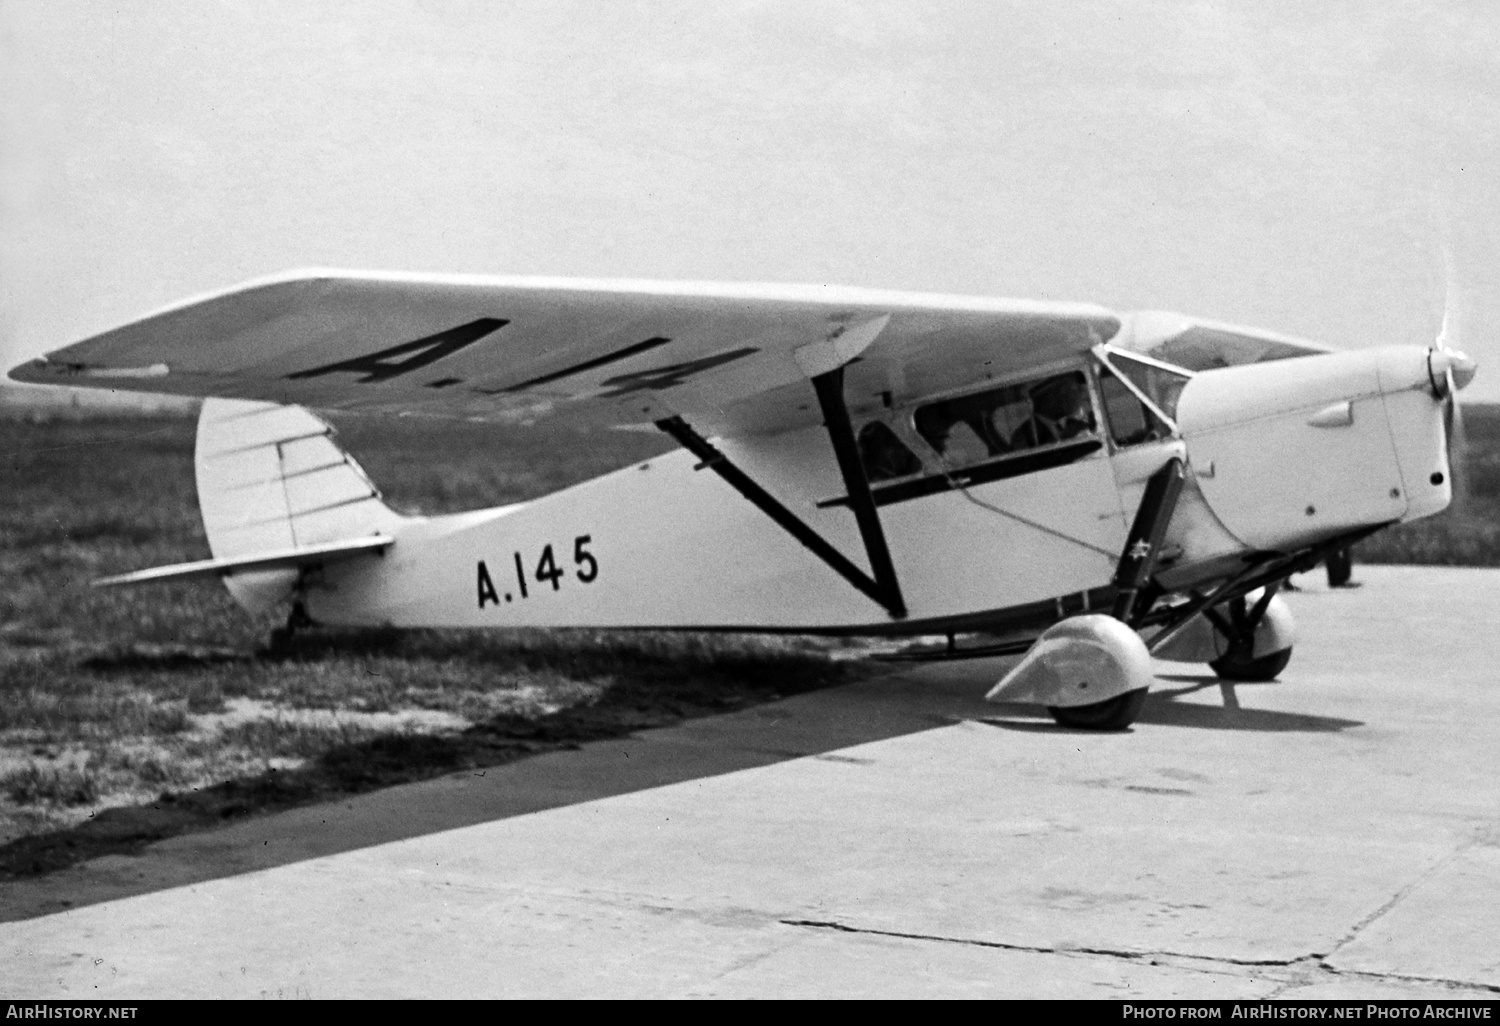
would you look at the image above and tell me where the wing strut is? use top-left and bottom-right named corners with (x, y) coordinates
top-left (1111, 457), bottom-right (1186, 624)
top-left (655, 366), bottom-right (906, 619)
top-left (809, 366), bottom-right (905, 617)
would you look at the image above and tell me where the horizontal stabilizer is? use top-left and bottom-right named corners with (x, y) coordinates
top-left (92, 535), bottom-right (393, 589)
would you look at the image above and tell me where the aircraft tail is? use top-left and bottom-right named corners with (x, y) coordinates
top-left (194, 398), bottom-right (409, 613)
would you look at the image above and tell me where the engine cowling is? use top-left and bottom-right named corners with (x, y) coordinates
top-left (1174, 346), bottom-right (1452, 552)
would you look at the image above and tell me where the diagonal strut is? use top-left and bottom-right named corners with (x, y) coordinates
top-left (655, 366), bottom-right (905, 619)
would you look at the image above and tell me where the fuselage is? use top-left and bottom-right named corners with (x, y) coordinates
top-left (301, 337), bottom-right (1457, 636)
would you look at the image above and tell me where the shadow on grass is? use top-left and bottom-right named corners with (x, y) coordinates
top-left (0, 627), bottom-right (865, 882)
top-left (254, 624), bottom-right (864, 675)
top-left (81, 645), bottom-right (250, 672)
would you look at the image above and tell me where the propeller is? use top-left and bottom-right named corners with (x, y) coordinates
top-left (1428, 252), bottom-right (1479, 514)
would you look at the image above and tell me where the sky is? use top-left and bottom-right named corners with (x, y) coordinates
top-left (4, 0), bottom-right (1499, 399)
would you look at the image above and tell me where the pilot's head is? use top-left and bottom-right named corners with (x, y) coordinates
top-left (1032, 375), bottom-right (1085, 420)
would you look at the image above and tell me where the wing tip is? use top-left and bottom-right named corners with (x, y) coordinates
top-left (7, 359), bottom-right (47, 384)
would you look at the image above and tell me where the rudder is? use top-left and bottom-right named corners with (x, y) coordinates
top-left (195, 399), bottom-right (408, 613)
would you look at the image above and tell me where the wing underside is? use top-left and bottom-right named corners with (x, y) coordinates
top-left (11, 270), bottom-right (1122, 436)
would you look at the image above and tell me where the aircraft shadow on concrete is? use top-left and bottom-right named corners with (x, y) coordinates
top-left (983, 674), bottom-right (1363, 734)
top-left (1, 661), bottom-right (1362, 922)
top-left (0, 667), bottom-right (983, 922)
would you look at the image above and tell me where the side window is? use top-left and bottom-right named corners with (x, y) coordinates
top-left (1098, 365), bottom-right (1172, 447)
top-left (914, 370), bottom-right (1096, 468)
top-left (856, 421), bottom-right (923, 483)
top-left (1016, 372), bottom-right (1096, 449)
top-left (915, 390), bottom-right (1011, 465)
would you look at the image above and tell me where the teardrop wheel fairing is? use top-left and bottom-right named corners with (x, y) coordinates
top-left (1048, 687), bottom-right (1149, 730)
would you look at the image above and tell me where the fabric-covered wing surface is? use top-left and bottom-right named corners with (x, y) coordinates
top-left (1112, 310), bottom-right (1335, 371)
top-left (10, 269), bottom-right (1120, 436)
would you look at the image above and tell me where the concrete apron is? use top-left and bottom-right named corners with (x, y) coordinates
top-left (2, 566), bottom-right (1498, 998)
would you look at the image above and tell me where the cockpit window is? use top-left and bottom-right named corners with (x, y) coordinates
top-left (856, 421), bottom-right (923, 483)
top-left (1098, 364), bottom-right (1172, 447)
top-left (914, 370), bottom-right (1096, 467)
top-left (1106, 351), bottom-right (1191, 420)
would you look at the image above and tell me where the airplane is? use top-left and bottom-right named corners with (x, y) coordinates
top-left (8, 270), bottom-right (1478, 730)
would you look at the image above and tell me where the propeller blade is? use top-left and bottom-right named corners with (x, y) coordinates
top-left (1438, 237), bottom-right (1460, 352)
top-left (1433, 209), bottom-right (1474, 517)
top-left (1447, 371), bottom-right (1470, 517)
top-left (1438, 282), bottom-right (1456, 353)
top-left (1427, 256), bottom-right (1477, 396)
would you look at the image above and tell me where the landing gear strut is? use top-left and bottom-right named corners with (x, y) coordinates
top-left (267, 600), bottom-right (313, 651)
top-left (1040, 458), bottom-right (1186, 731)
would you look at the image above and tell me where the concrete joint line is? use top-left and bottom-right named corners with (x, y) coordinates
top-left (1323, 840), bottom-right (1479, 958)
top-left (1266, 962), bottom-right (1500, 999)
top-left (780, 918), bottom-right (1500, 995)
top-left (780, 918), bottom-right (1300, 969)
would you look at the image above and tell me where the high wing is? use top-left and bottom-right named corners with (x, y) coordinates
top-left (10, 270), bottom-right (1122, 435)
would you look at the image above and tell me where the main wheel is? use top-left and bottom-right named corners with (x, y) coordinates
top-left (1047, 687), bottom-right (1149, 731)
top-left (1209, 646), bottom-right (1291, 682)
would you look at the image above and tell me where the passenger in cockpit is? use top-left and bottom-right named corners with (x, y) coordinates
top-left (1011, 373), bottom-right (1094, 450)
top-left (857, 421), bottom-right (923, 482)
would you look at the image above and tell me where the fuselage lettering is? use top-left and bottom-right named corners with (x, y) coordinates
top-left (478, 535), bottom-right (598, 610)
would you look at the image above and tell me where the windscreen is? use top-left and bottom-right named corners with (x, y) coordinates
top-left (1105, 351), bottom-right (1191, 421)
top-left (1097, 364), bottom-right (1173, 447)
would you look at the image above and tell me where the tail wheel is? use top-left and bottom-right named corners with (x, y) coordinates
top-left (1209, 647), bottom-right (1292, 682)
top-left (1047, 687), bottom-right (1149, 731)
top-left (1325, 547), bottom-right (1354, 588)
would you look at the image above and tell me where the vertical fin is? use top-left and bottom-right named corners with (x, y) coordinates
top-left (194, 398), bottom-right (407, 612)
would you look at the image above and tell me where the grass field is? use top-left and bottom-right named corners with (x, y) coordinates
top-left (1352, 404), bottom-right (1500, 564)
top-left (0, 412), bottom-right (870, 872)
top-left (1, 403), bottom-right (1496, 872)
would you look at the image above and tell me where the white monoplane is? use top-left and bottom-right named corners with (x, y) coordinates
top-left (9, 271), bottom-right (1476, 729)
